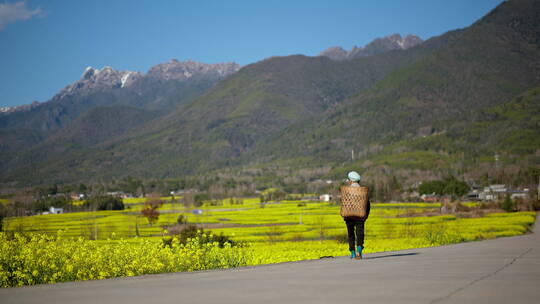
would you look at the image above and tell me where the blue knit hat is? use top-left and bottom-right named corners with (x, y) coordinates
top-left (347, 171), bottom-right (361, 182)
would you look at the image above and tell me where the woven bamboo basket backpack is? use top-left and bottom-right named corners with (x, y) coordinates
top-left (340, 186), bottom-right (369, 218)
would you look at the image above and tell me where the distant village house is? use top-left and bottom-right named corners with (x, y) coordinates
top-left (319, 194), bottom-right (332, 202)
top-left (467, 184), bottom-right (530, 202)
top-left (49, 206), bottom-right (64, 214)
top-left (106, 191), bottom-right (132, 199)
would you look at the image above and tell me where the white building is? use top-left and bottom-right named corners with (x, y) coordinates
top-left (479, 184), bottom-right (507, 201)
top-left (49, 206), bottom-right (64, 214)
top-left (466, 189), bottom-right (481, 200)
top-left (510, 189), bottom-right (529, 200)
top-left (319, 194), bottom-right (332, 202)
top-left (478, 185), bottom-right (530, 201)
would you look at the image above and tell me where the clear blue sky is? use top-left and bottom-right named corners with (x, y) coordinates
top-left (1, 0), bottom-right (503, 108)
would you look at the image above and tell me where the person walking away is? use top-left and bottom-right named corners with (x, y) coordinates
top-left (340, 171), bottom-right (370, 260)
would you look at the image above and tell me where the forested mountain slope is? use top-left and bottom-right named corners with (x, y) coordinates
top-left (255, 0), bottom-right (540, 170)
top-left (1, 27), bottom-right (462, 184)
top-left (2, 0), bottom-right (539, 186)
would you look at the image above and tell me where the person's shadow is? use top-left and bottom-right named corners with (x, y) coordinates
top-left (318, 252), bottom-right (420, 259)
top-left (365, 252), bottom-right (420, 260)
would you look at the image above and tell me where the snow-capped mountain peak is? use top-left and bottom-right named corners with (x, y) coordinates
top-left (0, 101), bottom-right (41, 114)
top-left (56, 66), bottom-right (142, 100)
top-left (121, 72), bottom-right (130, 88)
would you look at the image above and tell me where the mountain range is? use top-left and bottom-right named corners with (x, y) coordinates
top-left (319, 33), bottom-right (423, 60)
top-left (1, 0), bottom-right (539, 187)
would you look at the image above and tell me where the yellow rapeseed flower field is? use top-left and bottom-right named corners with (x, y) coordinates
top-left (0, 199), bottom-right (536, 288)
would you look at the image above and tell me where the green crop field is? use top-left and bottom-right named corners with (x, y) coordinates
top-left (0, 198), bottom-right (536, 287)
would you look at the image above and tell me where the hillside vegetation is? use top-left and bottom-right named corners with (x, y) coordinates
top-left (1, 0), bottom-right (539, 186)
top-left (254, 0), bottom-right (540, 179)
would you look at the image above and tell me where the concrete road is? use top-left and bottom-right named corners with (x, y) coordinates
top-left (2, 215), bottom-right (539, 304)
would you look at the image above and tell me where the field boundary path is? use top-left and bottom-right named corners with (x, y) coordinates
top-left (2, 214), bottom-right (539, 304)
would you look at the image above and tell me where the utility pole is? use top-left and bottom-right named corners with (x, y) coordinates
top-left (537, 177), bottom-right (540, 200)
top-left (94, 204), bottom-right (99, 240)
